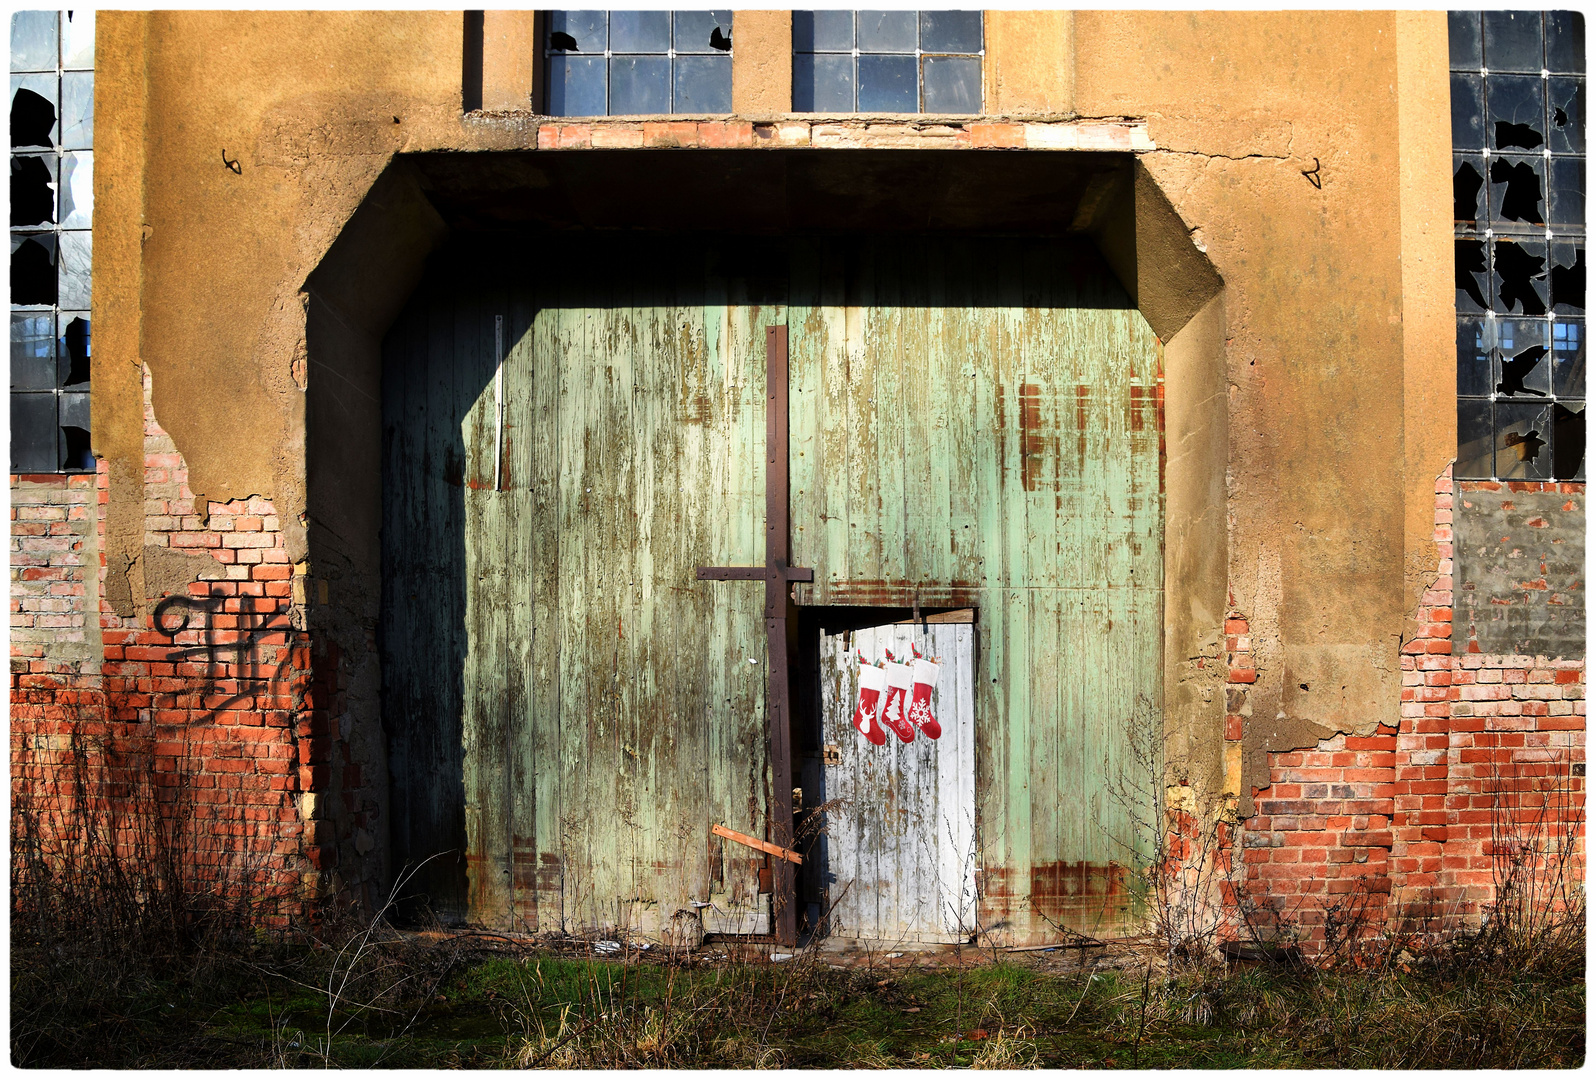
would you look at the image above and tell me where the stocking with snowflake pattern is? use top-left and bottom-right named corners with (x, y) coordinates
top-left (907, 656), bottom-right (943, 739)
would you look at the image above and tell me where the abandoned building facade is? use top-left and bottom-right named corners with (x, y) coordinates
top-left (8, 10), bottom-right (1585, 949)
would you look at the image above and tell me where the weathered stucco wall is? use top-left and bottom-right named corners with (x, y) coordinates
top-left (1069, 12), bottom-right (1454, 799)
top-left (1455, 484), bottom-right (1586, 658)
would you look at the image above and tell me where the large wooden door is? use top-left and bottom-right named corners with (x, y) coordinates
top-left (382, 232), bottom-right (1161, 944)
top-left (383, 238), bottom-right (780, 934)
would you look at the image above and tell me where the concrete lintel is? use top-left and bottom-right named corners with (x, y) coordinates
top-left (462, 115), bottom-right (1154, 153)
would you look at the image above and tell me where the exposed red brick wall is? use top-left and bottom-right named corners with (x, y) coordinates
top-left (1238, 466), bottom-right (1585, 949)
top-left (9, 369), bottom-right (375, 916)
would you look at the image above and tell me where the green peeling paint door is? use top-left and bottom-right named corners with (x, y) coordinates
top-left (382, 232), bottom-right (1161, 944)
top-left (383, 238), bottom-right (782, 935)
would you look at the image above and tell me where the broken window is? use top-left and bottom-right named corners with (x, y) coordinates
top-left (544, 10), bottom-right (733, 116)
top-left (1450, 10), bottom-right (1585, 480)
top-left (10, 9), bottom-right (93, 474)
top-left (792, 10), bottom-right (983, 114)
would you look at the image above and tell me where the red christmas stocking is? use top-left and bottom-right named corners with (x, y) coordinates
top-left (880, 654), bottom-right (917, 744)
top-left (908, 657), bottom-right (943, 739)
top-left (852, 658), bottom-right (888, 746)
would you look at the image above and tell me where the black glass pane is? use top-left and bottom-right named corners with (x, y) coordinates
top-left (1552, 402), bottom-right (1585, 480)
top-left (1551, 241), bottom-right (1586, 314)
top-left (610, 55), bottom-right (670, 114)
top-left (1493, 237), bottom-right (1549, 315)
top-left (1552, 319), bottom-right (1586, 397)
top-left (1488, 153), bottom-right (1547, 228)
top-left (1548, 155), bottom-right (1585, 229)
top-left (10, 392), bottom-right (56, 473)
top-left (10, 79), bottom-right (58, 148)
top-left (1546, 11), bottom-right (1585, 74)
top-left (1448, 10), bottom-right (1482, 71)
top-left (922, 55), bottom-right (981, 113)
top-left (549, 10), bottom-right (606, 52)
top-left (920, 10), bottom-right (982, 53)
top-left (674, 11), bottom-right (732, 54)
top-left (793, 53), bottom-right (853, 112)
top-left (1456, 237), bottom-right (1489, 313)
top-left (610, 11), bottom-right (670, 53)
top-left (10, 154), bottom-right (54, 227)
top-left (1496, 318), bottom-right (1551, 396)
top-left (1457, 397), bottom-right (1494, 479)
top-left (1486, 74), bottom-right (1546, 151)
top-left (10, 233), bottom-right (56, 306)
top-left (548, 55), bottom-right (606, 116)
top-left (857, 53), bottom-right (917, 112)
top-left (1454, 153), bottom-right (1486, 225)
top-left (1457, 316), bottom-right (1493, 397)
top-left (1548, 77), bottom-right (1585, 154)
top-left (59, 313), bottom-right (89, 385)
top-left (793, 10), bottom-right (853, 52)
top-left (1483, 11), bottom-right (1544, 73)
top-left (10, 313), bottom-right (54, 390)
top-left (1451, 73), bottom-right (1486, 149)
top-left (674, 55), bottom-right (731, 112)
top-left (857, 10), bottom-right (916, 53)
top-left (1495, 400), bottom-right (1553, 480)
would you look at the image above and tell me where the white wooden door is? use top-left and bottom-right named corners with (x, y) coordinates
top-left (818, 622), bottom-right (977, 944)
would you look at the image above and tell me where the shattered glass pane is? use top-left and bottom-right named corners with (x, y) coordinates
top-left (1457, 316), bottom-right (1493, 397)
top-left (10, 391), bottom-right (57, 473)
top-left (922, 55), bottom-right (981, 113)
top-left (1550, 241), bottom-right (1586, 314)
top-left (857, 53), bottom-right (916, 112)
top-left (548, 55), bottom-right (606, 116)
top-left (857, 10), bottom-right (917, 53)
top-left (1495, 400), bottom-right (1553, 480)
top-left (919, 11), bottom-right (983, 53)
top-left (674, 11), bottom-right (733, 53)
top-left (1493, 237), bottom-right (1548, 315)
top-left (60, 71), bottom-right (92, 150)
top-left (1455, 237), bottom-right (1489, 314)
top-left (609, 55), bottom-right (670, 114)
top-left (548, 10), bottom-right (606, 52)
top-left (58, 313), bottom-right (89, 386)
top-left (1496, 318), bottom-right (1551, 396)
top-left (1483, 10), bottom-right (1543, 74)
top-left (59, 390), bottom-right (91, 471)
top-left (793, 10), bottom-right (854, 52)
top-left (1456, 398), bottom-right (1494, 479)
top-left (1548, 155), bottom-right (1585, 229)
top-left (10, 10), bottom-right (57, 74)
top-left (1552, 402), bottom-right (1585, 480)
top-left (793, 53), bottom-right (853, 112)
top-left (1552, 319), bottom-right (1585, 397)
top-left (59, 151), bottom-right (90, 229)
top-left (1545, 11), bottom-right (1585, 75)
top-left (1488, 153), bottom-right (1547, 228)
top-left (1548, 77), bottom-right (1585, 155)
top-left (57, 229), bottom-right (90, 310)
top-left (610, 11), bottom-right (671, 53)
top-left (1451, 73), bottom-right (1485, 149)
top-left (61, 10), bottom-right (94, 70)
top-left (11, 74), bottom-right (58, 148)
top-left (10, 313), bottom-right (55, 390)
top-left (10, 231), bottom-right (56, 306)
top-left (1454, 153), bottom-right (1485, 225)
top-left (1486, 74), bottom-right (1545, 152)
top-left (1448, 10), bottom-right (1482, 72)
top-left (673, 55), bottom-right (731, 112)
top-left (10, 153), bottom-right (56, 227)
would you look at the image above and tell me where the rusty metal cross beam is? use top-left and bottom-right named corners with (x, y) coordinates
top-left (696, 325), bottom-right (811, 947)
